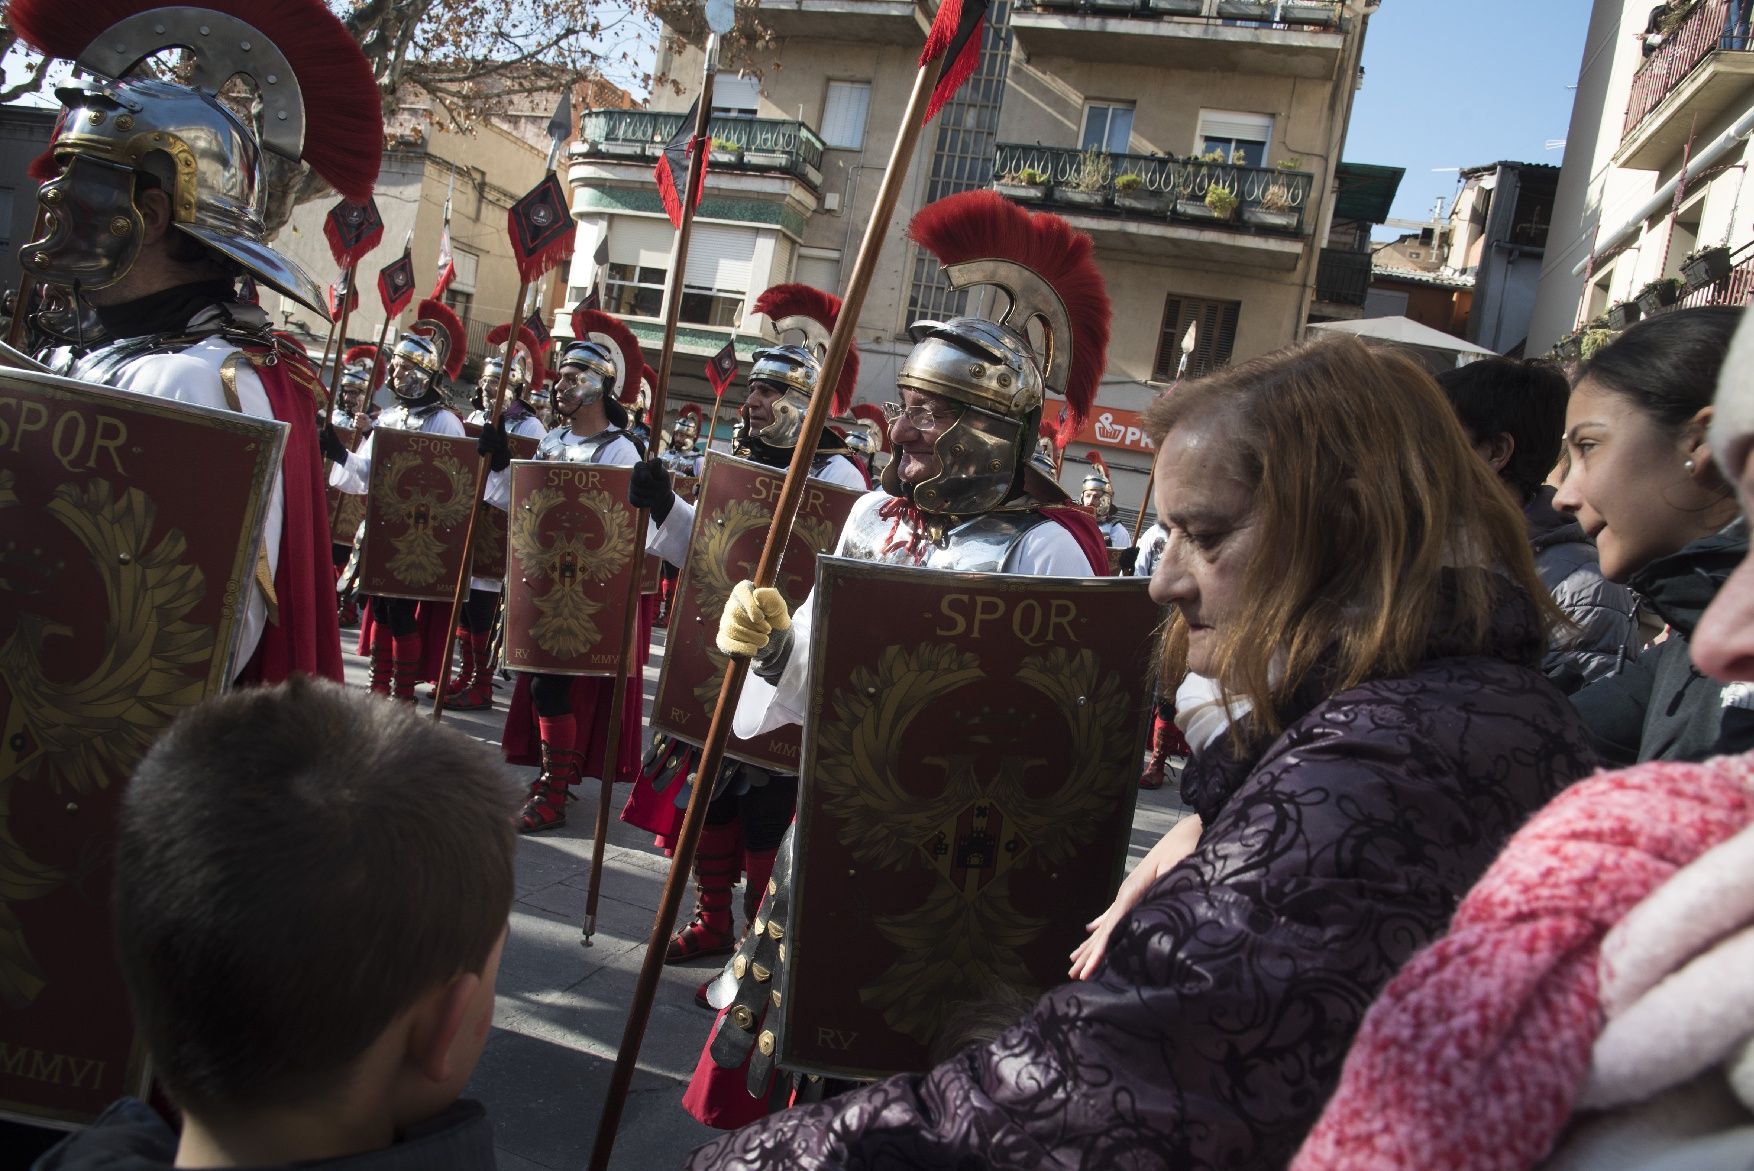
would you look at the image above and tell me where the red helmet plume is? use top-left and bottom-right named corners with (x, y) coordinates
top-left (752, 282), bottom-right (860, 415)
top-left (570, 308), bottom-right (645, 404)
top-left (1085, 450), bottom-right (1111, 480)
top-left (485, 322), bottom-right (549, 391)
top-left (343, 344), bottom-right (378, 366)
top-left (409, 298), bottom-right (466, 379)
top-left (850, 401), bottom-right (891, 452)
top-left (10, 0), bottom-right (381, 201)
top-left (907, 190), bottom-right (1110, 447)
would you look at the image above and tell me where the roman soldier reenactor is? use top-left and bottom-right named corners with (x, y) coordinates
top-left (500, 309), bottom-right (653, 832)
top-left (325, 300), bottom-right (471, 699)
top-left (685, 190), bottom-right (1112, 1128)
top-left (1082, 467), bottom-right (1133, 549)
top-left (622, 283), bottom-right (865, 972)
top-left (13, 0), bottom-right (385, 683)
top-left (441, 324), bottom-right (549, 711)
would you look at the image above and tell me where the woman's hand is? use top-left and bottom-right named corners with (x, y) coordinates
top-left (1068, 814), bottom-right (1203, 980)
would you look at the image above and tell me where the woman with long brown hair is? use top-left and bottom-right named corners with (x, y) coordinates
top-left (687, 335), bottom-right (1598, 1170)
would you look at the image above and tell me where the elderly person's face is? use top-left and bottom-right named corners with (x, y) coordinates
top-left (1691, 379), bottom-right (1754, 681)
top-left (388, 354), bottom-right (425, 397)
top-left (885, 389), bottom-right (961, 486)
top-left (744, 381), bottom-right (785, 432)
top-left (1148, 416), bottom-right (1259, 679)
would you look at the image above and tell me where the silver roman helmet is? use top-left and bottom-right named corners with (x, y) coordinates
top-left (894, 190), bottom-right (1111, 517)
top-left (744, 283), bottom-right (859, 454)
top-left (555, 339), bottom-right (617, 405)
top-left (12, 0), bottom-right (383, 315)
top-left (1080, 470), bottom-right (1114, 514)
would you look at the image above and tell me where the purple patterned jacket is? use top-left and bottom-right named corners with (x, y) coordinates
top-left (686, 583), bottom-right (1597, 1170)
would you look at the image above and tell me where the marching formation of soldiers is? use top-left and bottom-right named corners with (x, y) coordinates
top-left (25, 3), bottom-right (1754, 1171)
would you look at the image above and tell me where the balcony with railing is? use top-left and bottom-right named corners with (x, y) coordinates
top-left (992, 143), bottom-right (1314, 266)
top-left (1011, 0), bottom-right (1345, 76)
top-left (1618, 0), bottom-right (1754, 168)
top-left (746, 0), bottom-right (921, 43)
top-left (573, 109), bottom-right (827, 191)
top-left (1315, 248), bottom-right (1371, 306)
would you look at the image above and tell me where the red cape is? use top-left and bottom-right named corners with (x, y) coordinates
top-left (1040, 504), bottom-right (1112, 576)
top-left (239, 347), bottom-right (344, 684)
top-left (501, 593), bottom-right (657, 781)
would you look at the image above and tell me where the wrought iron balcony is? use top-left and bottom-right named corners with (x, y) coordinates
top-left (1315, 248), bottom-right (1371, 305)
top-left (1623, 0), bottom-right (1753, 138)
top-left (575, 109), bottom-right (826, 190)
top-left (992, 143), bottom-right (1314, 236)
top-left (1019, 0), bottom-right (1339, 29)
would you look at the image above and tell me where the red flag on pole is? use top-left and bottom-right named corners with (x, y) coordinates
top-left (656, 99), bottom-right (709, 230)
top-left (323, 197), bottom-right (384, 267)
top-left (705, 337), bottom-right (738, 398)
top-left (920, 0), bottom-right (991, 123)
top-left (378, 249), bottom-right (416, 317)
top-left (508, 173), bottom-right (576, 283)
top-left (433, 217), bottom-right (456, 299)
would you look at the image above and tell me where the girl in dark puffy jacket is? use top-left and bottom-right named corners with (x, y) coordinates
top-left (1558, 306), bottom-right (1751, 765)
top-left (686, 335), bottom-right (1598, 1171)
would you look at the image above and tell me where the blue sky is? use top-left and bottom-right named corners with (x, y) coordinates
top-left (1347, 0), bottom-right (1594, 239)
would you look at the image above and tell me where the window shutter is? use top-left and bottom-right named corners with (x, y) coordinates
top-left (713, 75), bottom-right (761, 117)
top-left (1154, 294), bottom-right (1240, 380)
top-left (1197, 110), bottom-right (1274, 143)
top-left (822, 81), bottom-right (871, 150)
top-left (683, 223), bottom-right (756, 293)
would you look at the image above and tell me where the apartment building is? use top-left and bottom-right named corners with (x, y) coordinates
top-left (1530, 0), bottom-right (1754, 356)
top-left (565, 0), bottom-right (1381, 515)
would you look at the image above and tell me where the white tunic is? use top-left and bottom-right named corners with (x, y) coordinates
top-left (732, 488), bottom-right (1095, 740)
top-left (65, 306), bottom-right (286, 679)
top-left (1100, 518), bottom-right (1134, 550)
top-left (647, 452), bottom-right (867, 570)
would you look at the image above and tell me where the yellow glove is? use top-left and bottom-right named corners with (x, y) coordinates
top-left (717, 580), bottom-right (791, 657)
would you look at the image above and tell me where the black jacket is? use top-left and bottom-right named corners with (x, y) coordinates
top-left (1571, 520), bottom-right (1754, 765)
top-left (33, 1098), bottom-right (497, 1171)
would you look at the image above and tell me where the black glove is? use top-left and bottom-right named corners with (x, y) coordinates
top-left (628, 457), bottom-right (675, 523)
top-left (319, 422), bottom-right (349, 465)
top-left (477, 421), bottom-right (512, 472)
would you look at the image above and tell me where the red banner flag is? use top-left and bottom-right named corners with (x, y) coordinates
top-left (656, 99), bottom-right (709, 230)
top-left (377, 250), bottom-right (416, 317)
top-left (705, 338), bottom-right (738, 398)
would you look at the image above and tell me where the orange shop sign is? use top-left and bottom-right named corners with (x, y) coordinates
top-left (1077, 406), bottom-right (1155, 453)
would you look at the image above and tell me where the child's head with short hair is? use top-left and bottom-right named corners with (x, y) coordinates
top-left (114, 676), bottom-right (520, 1129)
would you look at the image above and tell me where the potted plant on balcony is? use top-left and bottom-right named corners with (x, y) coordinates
top-left (1113, 171), bottom-right (1169, 215)
top-left (1682, 244), bottom-right (1733, 287)
top-left (1279, 0), bottom-right (1338, 24)
top-left (1580, 326), bottom-right (1616, 361)
top-left (1605, 300), bottom-right (1641, 330)
top-left (1216, 0), bottom-right (1275, 19)
top-left (709, 137), bottom-right (745, 165)
top-left (1202, 182), bottom-right (1240, 222)
top-left (1058, 148), bottom-right (1111, 209)
top-left (1635, 276), bottom-right (1684, 316)
top-left (1144, 0), bottom-right (1204, 13)
top-left (994, 167), bottom-right (1051, 202)
top-left (744, 140), bottom-right (790, 169)
top-left (1242, 179), bottom-right (1300, 231)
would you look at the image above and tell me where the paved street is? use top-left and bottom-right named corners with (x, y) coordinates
top-left (339, 623), bottom-right (1190, 1170)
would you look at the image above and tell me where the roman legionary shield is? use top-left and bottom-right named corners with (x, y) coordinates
top-left (460, 423), bottom-right (539, 579)
top-left (326, 424), bottom-right (366, 547)
top-left (0, 365), bottom-right (281, 1125)
top-left (503, 460), bottom-right (640, 675)
top-left (781, 557), bottom-right (1161, 1079)
top-left (357, 427), bottom-right (479, 601)
top-left (651, 452), bottom-right (862, 771)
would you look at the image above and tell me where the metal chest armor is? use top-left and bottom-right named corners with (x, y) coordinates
top-left (376, 399), bottom-right (449, 433)
top-left (838, 498), bottom-right (1052, 572)
top-left (537, 425), bottom-right (626, 463)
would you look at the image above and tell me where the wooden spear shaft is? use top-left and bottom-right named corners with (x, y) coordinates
top-left (1131, 460), bottom-right (1157, 543)
top-left (579, 51), bottom-right (718, 943)
top-left (430, 279), bottom-right (530, 721)
top-left (325, 261), bottom-right (361, 414)
top-left (585, 53), bottom-right (944, 1171)
top-left (313, 314), bottom-right (341, 395)
top-left (703, 392), bottom-right (724, 453)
